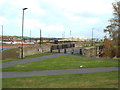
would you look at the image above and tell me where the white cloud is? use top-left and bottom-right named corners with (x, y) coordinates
top-left (0, 0), bottom-right (114, 38)
top-left (45, 0), bottom-right (114, 14)
top-left (11, 0), bottom-right (46, 16)
top-left (16, 18), bottom-right (44, 29)
top-left (0, 17), bottom-right (7, 25)
top-left (16, 18), bottom-right (64, 32)
top-left (85, 18), bottom-right (100, 24)
top-left (64, 12), bottom-right (82, 21)
top-left (64, 12), bottom-right (100, 24)
top-left (44, 0), bottom-right (113, 24)
top-left (44, 25), bottom-right (64, 31)
top-left (25, 19), bottom-right (45, 29)
top-left (25, 19), bottom-right (64, 31)
top-left (0, 0), bottom-right (5, 4)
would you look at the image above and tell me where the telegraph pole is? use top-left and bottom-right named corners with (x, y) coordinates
top-left (70, 30), bottom-right (71, 41)
top-left (30, 30), bottom-right (31, 42)
top-left (92, 28), bottom-right (94, 46)
top-left (70, 30), bottom-right (71, 36)
top-left (64, 31), bottom-right (65, 43)
top-left (64, 31), bottom-right (65, 38)
top-left (40, 29), bottom-right (42, 48)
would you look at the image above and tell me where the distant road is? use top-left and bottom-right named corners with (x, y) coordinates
top-left (0, 44), bottom-right (29, 51)
top-left (0, 46), bottom-right (19, 51)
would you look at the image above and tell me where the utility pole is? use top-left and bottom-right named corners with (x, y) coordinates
top-left (70, 30), bottom-right (71, 36)
top-left (92, 28), bottom-right (94, 46)
top-left (30, 30), bottom-right (31, 43)
top-left (64, 31), bottom-right (65, 38)
top-left (70, 30), bottom-right (71, 41)
top-left (40, 29), bottom-right (42, 49)
top-left (64, 31), bottom-right (65, 43)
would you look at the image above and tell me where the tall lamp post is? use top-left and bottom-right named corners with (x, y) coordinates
top-left (21, 8), bottom-right (28, 59)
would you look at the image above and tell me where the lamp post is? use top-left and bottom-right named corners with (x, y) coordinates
top-left (21, 8), bottom-right (28, 59)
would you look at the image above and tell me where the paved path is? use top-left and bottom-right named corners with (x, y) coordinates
top-left (2, 67), bottom-right (119, 78)
top-left (1, 53), bottom-right (119, 68)
top-left (1, 53), bottom-right (68, 68)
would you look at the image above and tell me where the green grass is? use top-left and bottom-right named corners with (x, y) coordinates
top-left (1, 53), bottom-right (55, 63)
top-left (3, 55), bottom-right (118, 72)
top-left (73, 53), bottom-right (82, 56)
top-left (94, 43), bottom-right (104, 46)
top-left (2, 71), bottom-right (119, 88)
top-left (73, 54), bottom-right (120, 61)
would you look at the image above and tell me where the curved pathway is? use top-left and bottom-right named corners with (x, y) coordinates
top-left (1, 53), bottom-right (68, 68)
top-left (2, 67), bottom-right (119, 78)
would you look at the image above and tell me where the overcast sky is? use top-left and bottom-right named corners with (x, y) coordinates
top-left (0, 0), bottom-right (116, 39)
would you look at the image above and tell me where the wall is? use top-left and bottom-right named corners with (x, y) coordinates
top-left (2, 48), bottom-right (20, 60)
top-left (83, 46), bottom-right (99, 57)
top-left (23, 46), bottom-right (40, 57)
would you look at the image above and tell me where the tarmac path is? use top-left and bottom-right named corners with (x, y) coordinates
top-left (1, 53), bottom-right (119, 78)
top-left (2, 67), bottom-right (119, 78)
top-left (1, 53), bottom-right (68, 68)
top-left (1, 52), bottom-right (119, 68)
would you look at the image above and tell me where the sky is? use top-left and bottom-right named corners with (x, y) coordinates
top-left (0, 0), bottom-right (117, 39)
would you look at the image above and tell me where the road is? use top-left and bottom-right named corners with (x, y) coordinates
top-left (0, 46), bottom-right (19, 51)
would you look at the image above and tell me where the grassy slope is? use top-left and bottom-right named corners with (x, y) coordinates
top-left (2, 71), bottom-right (118, 88)
top-left (3, 55), bottom-right (118, 72)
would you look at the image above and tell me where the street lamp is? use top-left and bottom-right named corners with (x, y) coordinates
top-left (21, 8), bottom-right (28, 59)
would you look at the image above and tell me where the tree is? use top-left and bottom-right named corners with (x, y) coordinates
top-left (104, 1), bottom-right (120, 58)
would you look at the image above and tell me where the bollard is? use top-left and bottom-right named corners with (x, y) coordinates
top-left (58, 49), bottom-right (60, 53)
top-left (64, 48), bottom-right (66, 54)
top-left (79, 49), bottom-right (82, 55)
top-left (50, 48), bottom-right (53, 53)
top-left (71, 49), bottom-right (74, 54)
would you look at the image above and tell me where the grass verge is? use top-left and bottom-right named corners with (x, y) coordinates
top-left (3, 55), bottom-right (118, 72)
top-left (2, 71), bottom-right (118, 88)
